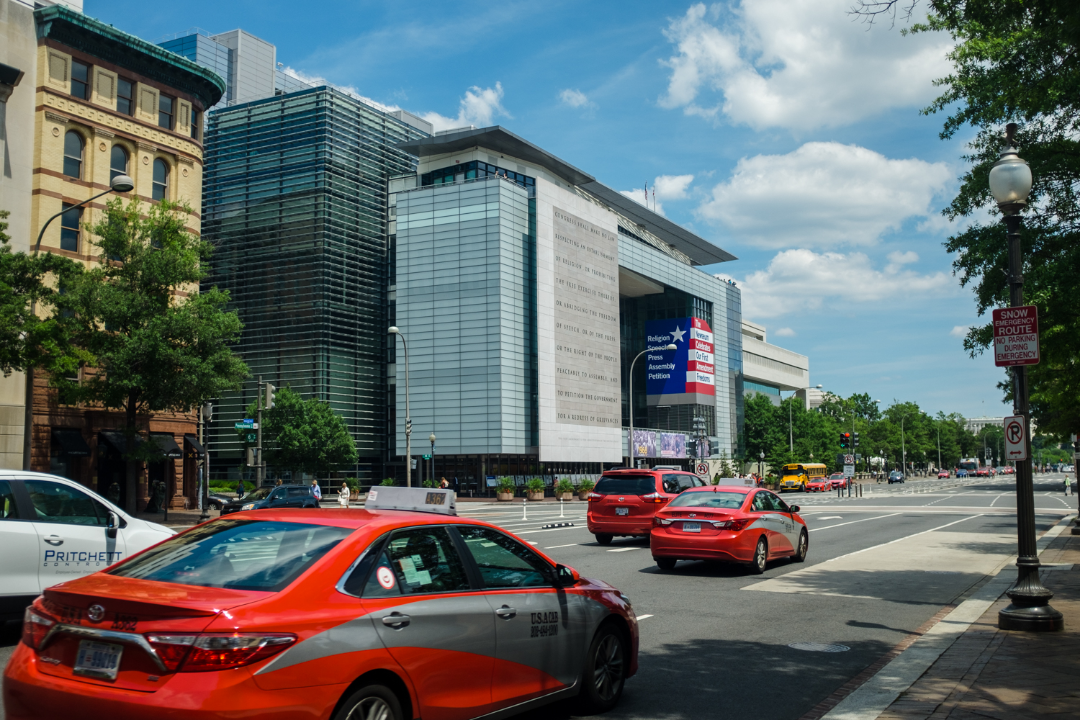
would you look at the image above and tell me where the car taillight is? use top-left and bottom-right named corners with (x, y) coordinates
top-left (641, 492), bottom-right (667, 504)
top-left (653, 517), bottom-right (673, 526)
top-left (711, 518), bottom-right (752, 531)
top-left (147, 633), bottom-right (296, 672)
top-left (587, 492), bottom-right (603, 502)
top-left (22, 607), bottom-right (55, 650)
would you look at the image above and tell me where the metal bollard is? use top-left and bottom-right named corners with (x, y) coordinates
top-left (523, 498), bottom-right (528, 521)
top-left (560, 499), bottom-right (565, 518)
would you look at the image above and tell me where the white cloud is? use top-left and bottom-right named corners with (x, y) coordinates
top-left (620, 174), bottom-right (695, 217)
top-left (658, 1), bottom-right (952, 131)
top-left (279, 67), bottom-right (400, 113)
top-left (887, 251), bottom-right (919, 265)
top-left (697, 142), bottom-right (952, 249)
top-left (419, 82), bottom-right (510, 132)
top-left (773, 327), bottom-right (796, 337)
top-left (950, 325), bottom-right (970, 338)
top-left (719, 248), bottom-right (953, 318)
top-left (559, 88), bottom-right (591, 108)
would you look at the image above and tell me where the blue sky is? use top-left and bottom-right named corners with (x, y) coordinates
top-left (95, 0), bottom-right (1013, 420)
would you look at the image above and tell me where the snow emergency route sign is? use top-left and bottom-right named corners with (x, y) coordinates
top-left (993, 305), bottom-right (1039, 367)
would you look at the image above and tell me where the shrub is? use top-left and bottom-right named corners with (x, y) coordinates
top-left (422, 478), bottom-right (437, 488)
top-left (555, 479), bottom-right (574, 494)
top-left (577, 478), bottom-right (595, 493)
top-left (380, 477), bottom-right (396, 486)
top-left (496, 476), bottom-right (515, 492)
top-left (526, 477), bottom-right (545, 492)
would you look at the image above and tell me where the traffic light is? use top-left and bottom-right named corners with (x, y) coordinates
top-left (853, 432), bottom-right (860, 448)
top-left (840, 432), bottom-right (850, 448)
top-left (709, 438), bottom-right (721, 457)
top-left (265, 383), bottom-right (276, 410)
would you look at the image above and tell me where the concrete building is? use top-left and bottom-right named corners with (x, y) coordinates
top-left (738, 319), bottom-right (813, 408)
top-left (389, 127), bottom-right (742, 493)
top-left (5, 3), bottom-right (223, 512)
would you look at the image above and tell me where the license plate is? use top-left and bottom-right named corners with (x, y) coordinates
top-left (74, 640), bottom-right (123, 681)
top-left (615, 507), bottom-right (629, 516)
top-left (682, 522), bottom-right (700, 532)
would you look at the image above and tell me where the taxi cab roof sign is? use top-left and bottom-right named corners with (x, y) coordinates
top-left (365, 486), bottom-right (457, 516)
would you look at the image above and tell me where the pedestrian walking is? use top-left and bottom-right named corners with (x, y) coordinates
top-left (1065, 474), bottom-right (1072, 496)
top-left (310, 478), bottom-right (322, 502)
top-left (440, 477), bottom-right (449, 489)
top-left (235, 478), bottom-right (245, 499)
top-left (452, 476), bottom-right (460, 494)
top-left (338, 483), bottom-right (351, 508)
top-left (275, 478), bottom-right (283, 486)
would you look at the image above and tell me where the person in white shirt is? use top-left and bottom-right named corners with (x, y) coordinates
top-left (338, 483), bottom-right (351, 508)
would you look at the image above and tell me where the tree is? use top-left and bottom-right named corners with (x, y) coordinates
top-left (252, 387), bottom-right (358, 479)
top-left (65, 198), bottom-right (249, 512)
top-left (0, 209), bottom-right (88, 382)
top-left (854, 0), bottom-right (1080, 438)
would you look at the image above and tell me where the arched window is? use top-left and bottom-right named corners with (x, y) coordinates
top-left (152, 159), bottom-right (169, 201)
top-left (63, 131), bottom-right (84, 179)
top-left (110, 145), bottom-right (128, 183)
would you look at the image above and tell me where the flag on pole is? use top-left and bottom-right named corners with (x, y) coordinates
top-left (644, 181), bottom-right (648, 207)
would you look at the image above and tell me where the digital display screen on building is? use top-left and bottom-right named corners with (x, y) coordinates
top-left (644, 317), bottom-right (715, 400)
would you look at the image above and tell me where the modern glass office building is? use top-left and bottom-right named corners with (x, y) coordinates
top-left (390, 127), bottom-right (743, 493)
top-left (202, 87), bottom-right (429, 480)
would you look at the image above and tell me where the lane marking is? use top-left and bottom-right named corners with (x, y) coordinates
top-left (544, 543), bottom-right (581, 549)
top-left (810, 513), bottom-right (900, 532)
top-left (608, 547), bottom-right (641, 553)
top-left (817, 516), bottom-right (843, 520)
top-left (989, 493), bottom-right (1010, 507)
top-left (822, 514), bottom-right (983, 564)
top-left (635, 614), bottom-right (653, 621)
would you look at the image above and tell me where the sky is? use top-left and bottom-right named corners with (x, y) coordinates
top-left (94, 0), bottom-right (1014, 420)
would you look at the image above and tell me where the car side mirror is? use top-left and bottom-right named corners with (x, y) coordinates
top-left (789, 505), bottom-right (800, 514)
top-left (106, 511), bottom-right (119, 539)
top-left (555, 564), bottom-right (580, 588)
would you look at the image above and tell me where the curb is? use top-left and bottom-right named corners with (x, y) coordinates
top-left (815, 512), bottom-right (1076, 720)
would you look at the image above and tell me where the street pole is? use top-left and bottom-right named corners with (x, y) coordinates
top-left (198, 402), bottom-right (212, 522)
top-left (901, 415), bottom-right (907, 477)
top-left (22, 175), bottom-right (134, 470)
top-left (937, 426), bottom-right (942, 471)
top-left (389, 327), bottom-right (412, 487)
top-left (784, 385), bottom-right (821, 454)
top-left (988, 126), bottom-right (1062, 631)
top-left (256, 376), bottom-right (264, 488)
top-left (628, 344), bottom-right (677, 468)
top-left (430, 433), bottom-right (436, 488)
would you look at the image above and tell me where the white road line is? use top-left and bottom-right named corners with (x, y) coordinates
top-left (544, 543), bottom-right (581, 549)
top-left (608, 547), bottom-right (640, 553)
top-left (809, 514), bottom-right (900, 532)
top-left (817, 516), bottom-right (843, 520)
top-left (822, 514), bottom-right (984, 564)
top-left (635, 614), bottom-right (653, 621)
top-left (989, 493), bottom-right (1010, 507)
top-left (526, 541), bottom-right (538, 546)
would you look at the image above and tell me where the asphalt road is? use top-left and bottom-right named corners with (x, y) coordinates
top-left (1, 472), bottom-right (1074, 720)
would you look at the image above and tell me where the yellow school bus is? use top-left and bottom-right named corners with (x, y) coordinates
top-left (779, 463), bottom-right (827, 493)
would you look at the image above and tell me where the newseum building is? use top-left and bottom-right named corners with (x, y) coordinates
top-left (388, 127), bottom-right (743, 494)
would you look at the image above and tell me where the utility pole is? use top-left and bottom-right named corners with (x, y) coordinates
top-left (937, 425), bottom-right (942, 470)
top-left (256, 376), bottom-right (264, 487)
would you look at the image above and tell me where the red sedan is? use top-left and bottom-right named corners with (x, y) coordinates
top-left (828, 473), bottom-right (848, 489)
top-left (805, 477), bottom-right (830, 492)
top-left (937, 470), bottom-right (950, 479)
top-left (650, 486), bottom-right (808, 574)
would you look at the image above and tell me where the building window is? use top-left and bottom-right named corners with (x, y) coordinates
top-left (158, 94), bottom-right (175, 130)
top-left (152, 159), bottom-right (169, 201)
top-left (70, 60), bottom-right (89, 100)
top-left (110, 145), bottom-right (128, 183)
top-left (190, 110), bottom-right (200, 140)
top-left (63, 131), bottom-right (84, 179)
top-left (60, 204), bottom-right (82, 252)
top-left (116, 78), bottom-right (134, 116)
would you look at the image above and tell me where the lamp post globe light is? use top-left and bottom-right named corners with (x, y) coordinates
top-left (388, 327), bottom-right (412, 488)
top-left (627, 344), bottom-right (677, 467)
top-left (989, 125), bottom-right (1062, 631)
top-left (759, 451), bottom-right (765, 482)
top-left (22, 174), bottom-right (135, 470)
top-left (429, 433), bottom-right (436, 488)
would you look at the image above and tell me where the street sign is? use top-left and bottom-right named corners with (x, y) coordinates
top-left (843, 464), bottom-right (855, 478)
top-left (844, 454), bottom-right (855, 465)
top-left (993, 305), bottom-right (1040, 367)
top-left (1004, 415), bottom-right (1028, 461)
top-left (695, 461), bottom-right (709, 477)
top-left (422, 454), bottom-right (431, 460)
top-left (245, 432), bottom-right (257, 444)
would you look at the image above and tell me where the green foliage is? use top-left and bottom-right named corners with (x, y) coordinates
top-left (381, 477), bottom-right (396, 486)
top-left (0, 209), bottom-right (90, 379)
top-left (248, 386), bottom-right (358, 478)
top-left (496, 476), bottom-right (515, 492)
top-left (526, 477), bottom-right (545, 492)
top-left (343, 477), bottom-right (362, 492)
top-left (577, 477), bottom-right (595, 492)
top-left (555, 478), bottom-right (575, 494)
top-left (422, 478), bottom-right (437, 488)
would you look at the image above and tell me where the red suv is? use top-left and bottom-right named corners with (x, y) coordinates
top-left (587, 468), bottom-right (708, 545)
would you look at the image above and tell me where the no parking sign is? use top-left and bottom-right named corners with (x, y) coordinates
top-left (1004, 415), bottom-right (1028, 461)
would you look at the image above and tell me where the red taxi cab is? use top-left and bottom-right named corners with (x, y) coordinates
top-left (586, 468), bottom-right (707, 545)
top-left (650, 486), bottom-right (808, 574)
top-left (4, 487), bottom-right (638, 720)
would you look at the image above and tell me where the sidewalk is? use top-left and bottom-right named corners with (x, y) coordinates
top-left (876, 528), bottom-right (1080, 720)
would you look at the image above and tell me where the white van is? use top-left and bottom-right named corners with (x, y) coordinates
top-left (0, 471), bottom-right (175, 621)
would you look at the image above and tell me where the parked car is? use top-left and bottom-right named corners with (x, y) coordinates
top-left (888, 471), bottom-right (905, 484)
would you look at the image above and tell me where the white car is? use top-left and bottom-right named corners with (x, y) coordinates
top-left (0, 470), bottom-right (174, 621)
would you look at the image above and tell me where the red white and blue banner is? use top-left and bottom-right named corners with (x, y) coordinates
top-left (645, 317), bottom-right (716, 399)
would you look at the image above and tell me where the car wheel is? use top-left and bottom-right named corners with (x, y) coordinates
top-left (577, 623), bottom-right (628, 714)
top-left (749, 537), bottom-right (768, 574)
top-left (793, 530), bottom-right (808, 563)
top-left (656, 557), bottom-right (677, 571)
top-left (334, 683), bottom-right (403, 720)
top-left (595, 534), bottom-right (613, 546)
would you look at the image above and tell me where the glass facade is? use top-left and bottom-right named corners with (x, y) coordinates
top-left (202, 87), bottom-right (427, 479)
top-left (160, 33), bottom-right (232, 109)
top-left (392, 177), bottom-right (536, 457)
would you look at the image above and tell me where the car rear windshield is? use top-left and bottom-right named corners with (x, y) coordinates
top-left (594, 475), bottom-right (657, 495)
top-left (108, 519), bottom-right (352, 592)
top-left (667, 492), bottom-right (746, 509)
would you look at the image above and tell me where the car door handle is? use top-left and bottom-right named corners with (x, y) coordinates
top-left (44, 535), bottom-right (64, 546)
top-left (381, 613), bottom-right (410, 629)
top-left (495, 605), bottom-right (517, 619)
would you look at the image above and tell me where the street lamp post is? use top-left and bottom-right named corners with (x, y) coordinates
top-left (988, 125), bottom-right (1062, 631)
top-left (22, 174), bottom-right (135, 470)
top-left (198, 402), bottom-right (213, 523)
top-left (758, 451), bottom-right (764, 482)
top-left (627, 344), bottom-right (677, 467)
top-left (388, 327), bottom-right (412, 487)
top-left (429, 433), bottom-right (436, 488)
top-left (783, 385), bottom-right (822, 453)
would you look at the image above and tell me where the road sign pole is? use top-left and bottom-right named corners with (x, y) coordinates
top-left (257, 376), bottom-right (264, 488)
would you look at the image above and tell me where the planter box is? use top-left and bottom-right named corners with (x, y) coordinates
top-left (496, 492), bottom-right (514, 502)
top-left (578, 491), bottom-right (592, 501)
top-left (526, 491), bottom-right (545, 501)
top-left (558, 492), bottom-right (574, 501)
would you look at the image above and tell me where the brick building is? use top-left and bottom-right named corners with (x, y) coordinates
top-left (8, 3), bottom-right (224, 512)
